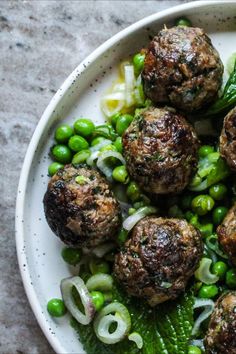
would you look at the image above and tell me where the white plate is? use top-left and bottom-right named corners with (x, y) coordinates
top-left (16, 1), bottom-right (236, 353)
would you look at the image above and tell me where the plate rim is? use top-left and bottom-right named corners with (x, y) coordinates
top-left (15, 1), bottom-right (235, 353)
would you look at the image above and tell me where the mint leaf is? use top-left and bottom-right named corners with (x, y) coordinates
top-left (72, 283), bottom-right (194, 354)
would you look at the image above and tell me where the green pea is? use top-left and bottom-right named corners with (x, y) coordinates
top-left (112, 165), bottom-right (129, 184)
top-left (175, 17), bottom-right (192, 27)
top-left (89, 258), bottom-right (110, 275)
top-left (111, 113), bottom-right (121, 128)
top-left (113, 136), bottom-right (123, 153)
top-left (198, 145), bottom-right (214, 158)
top-left (212, 207), bottom-right (228, 225)
top-left (61, 247), bottom-right (82, 265)
top-left (74, 118), bottom-right (95, 137)
top-left (226, 269), bottom-right (236, 289)
top-left (90, 291), bottom-right (105, 311)
top-left (48, 162), bottom-right (64, 176)
top-left (68, 135), bottom-right (89, 152)
top-left (117, 228), bottom-right (128, 245)
top-left (181, 194), bottom-right (193, 210)
top-left (191, 195), bottom-right (215, 216)
top-left (52, 145), bottom-right (72, 164)
top-left (168, 205), bottom-right (184, 218)
top-left (133, 53), bottom-right (145, 76)
top-left (198, 284), bottom-right (218, 299)
top-left (54, 124), bottom-right (73, 143)
top-left (126, 181), bottom-right (141, 202)
top-left (185, 211), bottom-right (194, 221)
top-left (47, 298), bottom-right (67, 317)
top-left (91, 136), bottom-right (106, 146)
top-left (209, 183), bottom-right (227, 201)
top-left (116, 114), bottom-right (133, 136)
top-left (188, 345), bottom-right (201, 354)
top-left (198, 224), bottom-right (213, 238)
top-left (189, 214), bottom-right (200, 228)
top-left (128, 208), bottom-right (136, 215)
top-left (72, 149), bottom-right (91, 166)
top-left (212, 261), bottom-right (228, 280)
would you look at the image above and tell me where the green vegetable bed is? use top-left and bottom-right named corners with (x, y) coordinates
top-left (72, 283), bottom-right (194, 354)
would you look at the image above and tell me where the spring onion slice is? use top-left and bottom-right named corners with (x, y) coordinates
top-left (101, 92), bottom-right (125, 118)
top-left (123, 206), bottom-right (158, 231)
top-left (128, 332), bottom-right (143, 349)
top-left (96, 151), bottom-right (126, 182)
top-left (93, 302), bottom-right (131, 344)
top-left (86, 151), bottom-right (100, 166)
top-left (86, 273), bottom-right (113, 292)
top-left (206, 234), bottom-right (228, 259)
top-left (60, 276), bottom-right (95, 325)
top-left (89, 139), bottom-right (112, 153)
top-left (134, 74), bottom-right (145, 105)
top-left (227, 52), bottom-right (236, 74)
top-left (194, 257), bottom-right (219, 284)
top-left (124, 64), bottom-right (135, 107)
top-left (92, 243), bottom-right (116, 258)
top-left (189, 339), bottom-right (204, 350)
top-left (192, 298), bottom-right (214, 336)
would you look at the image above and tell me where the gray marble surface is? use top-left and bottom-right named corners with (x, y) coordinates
top-left (0, 1), bottom-right (190, 353)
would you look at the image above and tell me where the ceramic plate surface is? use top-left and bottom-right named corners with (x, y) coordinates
top-left (16, 1), bottom-right (236, 353)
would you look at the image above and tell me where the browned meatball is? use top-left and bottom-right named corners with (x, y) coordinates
top-left (122, 107), bottom-right (199, 195)
top-left (142, 26), bottom-right (223, 112)
top-left (204, 292), bottom-right (236, 354)
top-left (43, 164), bottom-right (122, 248)
top-left (114, 216), bottom-right (203, 306)
top-left (217, 203), bottom-right (236, 266)
top-left (220, 106), bottom-right (236, 171)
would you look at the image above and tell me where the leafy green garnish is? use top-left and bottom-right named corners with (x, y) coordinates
top-left (92, 124), bottom-right (117, 141)
top-left (72, 282), bottom-right (194, 354)
top-left (204, 59), bottom-right (236, 117)
top-left (189, 150), bottom-right (230, 192)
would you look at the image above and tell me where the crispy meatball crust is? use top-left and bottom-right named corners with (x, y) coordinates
top-left (217, 203), bottom-right (236, 266)
top-left (122, 107), bottom-right (199, 195)
top-left (204, 292), bottom-right (236, 354)
top-left (43, 164), bottom-right (122, 248)
top-left (220, 106), bottom-right (236, 171)
top-left (114, 216), bottom-right (203, 306)
top-left (142, 26), bottom-right (223, 112)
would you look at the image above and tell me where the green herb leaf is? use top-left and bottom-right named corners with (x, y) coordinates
top-left (72, 282), bottom-right (194, 354)
top-left (204, 59), bottom-right (236, 117)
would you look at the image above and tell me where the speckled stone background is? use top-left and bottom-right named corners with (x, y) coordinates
top-left (0, 1), bottom-right (192, 353)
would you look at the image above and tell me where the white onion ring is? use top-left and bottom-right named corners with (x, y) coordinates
top-left (86, 151), bottom-right (100, 166)
top-left (93, 302), bottom-right (131, 344)
top-left (128, 332), bottom-right (143, 349)
top-left (189, 339), bottom-right (204, 350)
top-left (86, 273), bottom-right (113, 292)
top-left (101, 93), bottom-right (125, 117)
top-left (96, 151), bottom-right (126, 181)
top-left (194, 257), bottom-right (219, 284)
top-left (123, 206), bottom-right (158, 231)
top-left (124, 65), bottom-right (135, 107)
top-left (92, 243), bottom-right (116, 258)
top-left (60, 276), bottom-right (95, 325)
top-left (89, 139), bottom-right (112, 153)
top-left (192, 298), bottom-right (214, 336)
